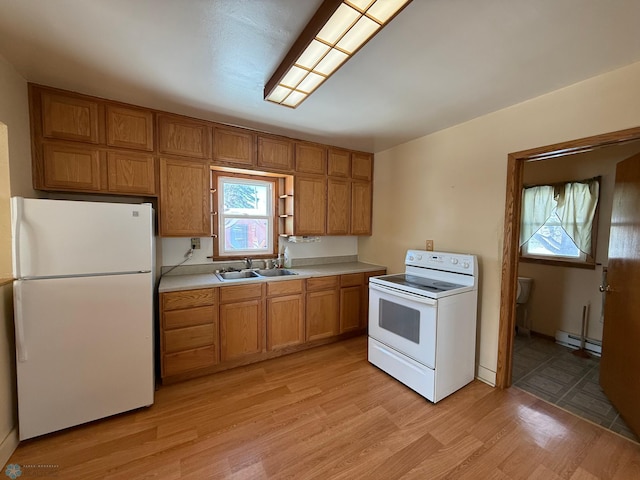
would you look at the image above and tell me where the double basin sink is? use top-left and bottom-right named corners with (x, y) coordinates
top-left (215, 269), bottom-right (298, 282)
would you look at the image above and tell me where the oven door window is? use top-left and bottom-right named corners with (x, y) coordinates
top-left (379, 299), bottom-right (420, 344)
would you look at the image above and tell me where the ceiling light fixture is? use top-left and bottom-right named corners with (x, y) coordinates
top-left (264, 0), bottom-right (412, 108)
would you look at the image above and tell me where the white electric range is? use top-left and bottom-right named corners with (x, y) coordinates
top-left (368, 250), bottom-right (479, 403)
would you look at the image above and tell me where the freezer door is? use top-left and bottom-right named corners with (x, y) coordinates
top-left (12, 197), bottom-right (153, 278)
top-left (14, 274), bottom-right (154, 440)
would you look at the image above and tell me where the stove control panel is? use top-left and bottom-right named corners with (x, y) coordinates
top-left (405, 250), bottom-right (477, 275)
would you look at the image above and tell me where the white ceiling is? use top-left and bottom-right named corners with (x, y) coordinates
top-left (1, 0), bottom-right (640, 153)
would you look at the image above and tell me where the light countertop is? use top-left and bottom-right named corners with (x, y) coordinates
top-left (158, 261), bottom-right (386, 293)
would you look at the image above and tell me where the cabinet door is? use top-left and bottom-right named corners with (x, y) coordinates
top-left (106, 105), bottom-right (154, 151)
top-left (158, 114), bottom-right (211, 159)
top-left (328, 148), bottom-right (350, 177)
top-left (257, 135), bottom-right (294, 171)
top-left (159, 157), bottom-right (211, 236)
top-left (42, 143), bottom-right (101, 191)
top-left (107, 151), bottom-right (155, 195)
top-left (306, 289), bottom-right (338, 341)
top-left (41, 92), bottom-right (100, 144)
top-left (294, 175), bottom-right (326, 235)
top-left (351, 152), bottom-right (373, 181)
top-left (351, 180), bottom-right (372, 235)
top-left (327, 178), bottom-right (350, 235)
top-left (295, 142), bottom-right (326, 175)
top-left (220, 300), bottom-right (263, 361)
top-left (340, 286), bottom-right (362, 334)
top-left (212, 125), bottom-right (256, 167)
top-left (267, 294), bottom-right (304, 351)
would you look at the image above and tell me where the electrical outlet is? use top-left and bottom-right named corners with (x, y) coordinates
top-left (425, 240), bottom-right (434, 251)
top-left (190, 238), bottom-right (201, 250)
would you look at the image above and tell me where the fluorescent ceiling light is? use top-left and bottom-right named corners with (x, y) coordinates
top-left (264, 0), bottom-right (412, 108)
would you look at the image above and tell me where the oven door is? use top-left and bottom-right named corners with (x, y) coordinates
top-left (368, 282), bottom-right (437, 369)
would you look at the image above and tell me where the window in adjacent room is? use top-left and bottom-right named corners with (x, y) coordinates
top-left (214, 173), bottom-right (277, 258)
top-left (519, 177), bottom-right (600, 266)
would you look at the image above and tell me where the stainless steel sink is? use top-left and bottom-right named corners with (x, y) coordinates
top-left (255, 269), bottom-right (298, 277)
top-left (215, 270), bottom-right (260, 281)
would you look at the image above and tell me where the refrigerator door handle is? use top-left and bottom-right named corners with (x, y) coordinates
top-left (14, 281), bottom-right (28, 362)
top-left (11, 196), bottom-right (23, 279)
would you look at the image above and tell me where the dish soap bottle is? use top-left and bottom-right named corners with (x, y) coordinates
top-left (283, 246), bottom-right (292, 268)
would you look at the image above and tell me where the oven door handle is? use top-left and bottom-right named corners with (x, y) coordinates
top-left (369, 283), bottom-right (437, 306)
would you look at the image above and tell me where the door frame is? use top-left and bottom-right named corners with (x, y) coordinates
top-left (495, 126), bottom-right (640, 388)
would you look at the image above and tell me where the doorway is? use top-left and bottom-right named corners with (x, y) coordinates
top-left (496, 127), bottom-right (640, 434)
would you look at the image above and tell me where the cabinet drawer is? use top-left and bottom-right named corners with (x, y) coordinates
top-left (162, 288), bottom-right (215, 311)
top-left (220, 283), bottom-right (263, 303)
top-left (164, 324), bottom-right (214, 353)
top-left (341, 273), bottom-right (364, 287)
top-left (306, 275), bottom-right (339, 292)
top-left (266, 279), bottom-right (303, 297)
top-left (163, 305), bottom-right (215, 330)
top-left (163, 346), bottom-right (217, 377)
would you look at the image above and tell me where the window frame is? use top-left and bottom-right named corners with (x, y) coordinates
top-left (519, 178), bottom-right (600, 270)
top-left (212, 171), bottom-right (278, 260)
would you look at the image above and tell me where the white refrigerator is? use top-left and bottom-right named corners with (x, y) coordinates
top-left (11, 197), bottom-right (155, 440)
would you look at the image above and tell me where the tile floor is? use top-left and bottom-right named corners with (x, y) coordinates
top-left (512, 334), bottom-right (638, 443)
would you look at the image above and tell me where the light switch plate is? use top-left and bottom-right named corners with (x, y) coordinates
top-left (425, 240), bottom-right (434, 251)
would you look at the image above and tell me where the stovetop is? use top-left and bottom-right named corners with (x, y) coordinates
top-left (376, 274), bottom-right (465, 294)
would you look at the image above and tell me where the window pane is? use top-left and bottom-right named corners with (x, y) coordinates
top-left (223, 218), bottom-right (269, 252)
top-left (222, 181), bottom-right (269, 216)
top-left (525, 214), bottom-right (581, 258)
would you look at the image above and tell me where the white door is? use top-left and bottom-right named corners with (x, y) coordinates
top-left (12, 197), bottom-right (152, 278)
top-left (14, 273), bottom-right (154, 440)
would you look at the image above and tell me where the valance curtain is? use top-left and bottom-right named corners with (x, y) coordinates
top-left (519, 178), bottom-right (599, 254)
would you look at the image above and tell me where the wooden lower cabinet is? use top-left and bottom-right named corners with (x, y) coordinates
top-left (160, 271), bottom-right (385, 383)
top-left (160, 288), bottom-right (218, 380)
top-left (220, 300), bottom-right (263, 361)
top-left (267, 295), bottom-right (304, 351)
top-left (306, 276), bottom-right (339, 341)
top-left (219, 283), bottom-right (264, 361)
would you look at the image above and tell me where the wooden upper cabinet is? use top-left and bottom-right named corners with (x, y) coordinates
top-left (328, 148), bottom-right (350, 177)
top-left (106, 105), bottom-right (154, 151)
top-left (351, 180), bottom-right (372, 235)
top-left (212, 125), bottom-right (256, 167)
top-left (351, 152), bottom-right (373, 181)
top-left (106, 151), bottom-right (155, 195)
top-left (295, 142), bottom-right (326, 175)
top-left (257, 135), bottom-right (294, 171)
top-left (41, 92), bottom-right (100, 144)
top-left (327, 178), bottom-right (350, 235)
top-left (41, 143), bottom-right (101, 191)
top-left (158, 114), bottom-right (211, 159)
top-left (159, 157), bottom-right (211, 236)
top-left (294, 175), bottom-right (326, 235)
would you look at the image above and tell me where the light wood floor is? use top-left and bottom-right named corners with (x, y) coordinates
top-left (8, 336), bottom-right (640, 479)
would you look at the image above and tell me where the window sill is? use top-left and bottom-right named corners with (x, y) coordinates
top-left (519, 256), bottom-right (596, 270)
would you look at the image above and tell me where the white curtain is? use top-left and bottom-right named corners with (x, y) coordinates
top-left (520, 178), bottom-right (600, 254)
top-left (556, 180), bottom-right (600, 254)
top-left (519, 185), bottom-right (556, 247)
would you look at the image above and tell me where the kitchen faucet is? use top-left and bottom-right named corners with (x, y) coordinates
top-left (244, 257), bottom-right (252, 269)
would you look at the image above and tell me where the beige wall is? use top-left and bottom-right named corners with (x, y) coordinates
top-left (359, 60), bottom-right (640, 385)
top-left (0, 54), bottom-right (31, 465)
top-left (518, 142), bottom-right (640, 341)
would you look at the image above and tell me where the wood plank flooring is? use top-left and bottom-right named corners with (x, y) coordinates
top-left (7, 336), bottom-right (640, 479)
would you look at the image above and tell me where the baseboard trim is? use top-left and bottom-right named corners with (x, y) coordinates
top-left (476, 365), bottom-right (496, 387)
top-left (0, 428), bottom-right (19, 468)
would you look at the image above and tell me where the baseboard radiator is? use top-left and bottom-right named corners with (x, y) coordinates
top-left (555, 330), bottom-right (602, 356)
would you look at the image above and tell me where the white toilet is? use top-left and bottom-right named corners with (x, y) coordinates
top-left (516, 277), bottom-right (533, 335)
